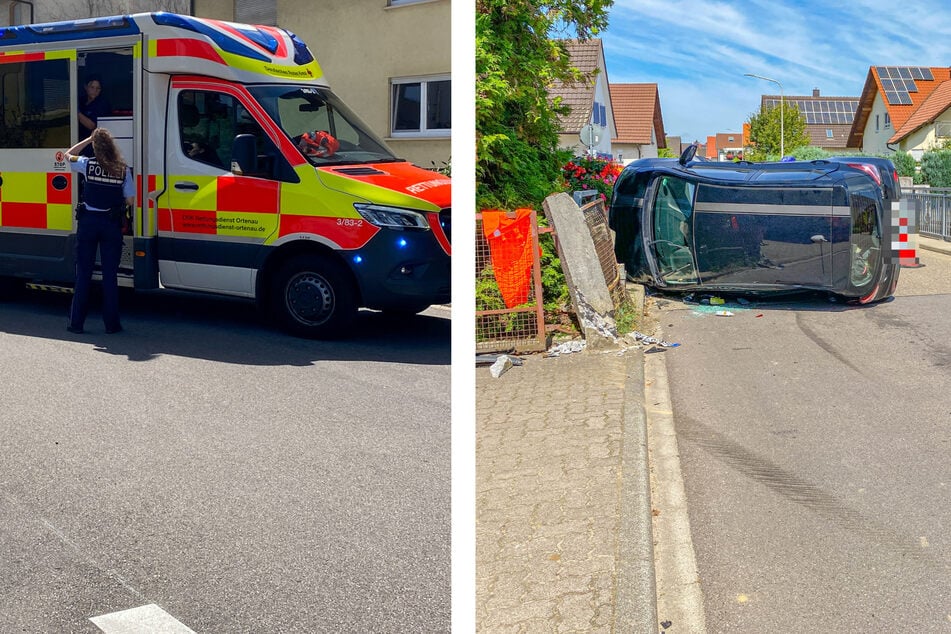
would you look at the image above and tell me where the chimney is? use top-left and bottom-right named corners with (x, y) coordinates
top-left (813, 88), bottom-right (820, 97)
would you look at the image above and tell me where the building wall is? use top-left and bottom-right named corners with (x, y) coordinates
top-left (591, 68), bottom-right (615, 157)
top-left (193, 0), bottom-right (451, 169)
top-left (0, 0), bottom-right (189, 24)
top-left (559, 133), bottom-right (588, 159)
top-left (613, 139), bottom-right (657, 164)
top-left (613, 142), bottom-right (637, 164)
top-left (194, 0), bottom-right (233, 20)
top-left (897, 111), bottom-right (951, 159)
top-left (861, 95), bottom-right (893, 155)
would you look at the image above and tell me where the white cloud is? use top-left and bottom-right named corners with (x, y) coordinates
top-left (602, 0), bottom-right (951, 137)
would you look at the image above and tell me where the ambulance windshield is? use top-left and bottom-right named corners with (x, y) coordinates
top-left (248, 85), bottom-right (399, 165)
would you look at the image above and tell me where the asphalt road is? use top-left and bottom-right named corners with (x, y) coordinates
top-left (653, 254), bottom-right (951, 632)
top-left (0, 288), bottom-right (450, 632)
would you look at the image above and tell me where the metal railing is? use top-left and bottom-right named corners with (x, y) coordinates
top-left (905, 187), bottom-right (951, 240)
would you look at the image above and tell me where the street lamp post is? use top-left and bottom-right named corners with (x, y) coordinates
top-left (745, 73), bottom-right (784, 159)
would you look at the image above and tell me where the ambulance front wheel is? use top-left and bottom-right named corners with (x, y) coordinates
top-left (271, 254), bottom-right (357, 338)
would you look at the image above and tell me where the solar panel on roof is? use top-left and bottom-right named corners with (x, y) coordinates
top-left (876, 66), bottom-right (934, 104)
top-left (762, 96), bottom-right (858, 125)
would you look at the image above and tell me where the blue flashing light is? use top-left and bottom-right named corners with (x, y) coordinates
top-left (398, 238), bottom-right (408, 248)
top-left (353, 255), bottom-right (363, 264)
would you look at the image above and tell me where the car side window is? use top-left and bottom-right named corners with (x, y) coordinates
top-left (651, 176), bottom-right (699, 284)
top-left (178, 91), bottom-right (235, 169)
top-left (178, 90), bottom-right (297, 183)
top-left (849, 187), bottom-right (882, 287)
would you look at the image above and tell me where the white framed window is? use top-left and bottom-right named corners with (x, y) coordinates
top-left (391, 74), bottom-right (451, 138)
top-left (826, 129), bottom-right (834, 139)
top-left (936, 122), bottom-right (951, 138)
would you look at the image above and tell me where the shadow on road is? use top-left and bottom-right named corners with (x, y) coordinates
top-left (648, 288), bottom-right (895, 315)
top-left (0, 287), bottom-right (450, 367)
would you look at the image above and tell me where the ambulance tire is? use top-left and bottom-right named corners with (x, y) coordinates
top-left (272, 254), bottom-right (357, 338)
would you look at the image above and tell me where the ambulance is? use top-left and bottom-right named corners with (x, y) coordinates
top-left (0, 12), bottom-right (451, 337)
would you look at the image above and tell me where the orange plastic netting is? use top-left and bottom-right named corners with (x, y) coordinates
top-left (481, 208), bottom-right (535, 309)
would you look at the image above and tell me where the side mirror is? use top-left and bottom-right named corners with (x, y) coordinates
top-left (231, 134), bottom-right (257, 175)
top-left (679, 143), bottom-right (698, 166)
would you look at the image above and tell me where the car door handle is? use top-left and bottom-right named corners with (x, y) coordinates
top-left (174, 181), bottom-right (199, 191)
top-left (810, 234), bottom-right (829, 243)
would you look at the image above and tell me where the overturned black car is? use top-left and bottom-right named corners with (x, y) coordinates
top-left (608, 148), bottom-right (900, 304)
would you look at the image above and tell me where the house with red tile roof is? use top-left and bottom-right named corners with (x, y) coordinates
top-left (705, 132), bottom-right (745, 161)
top-left (548, 39), bottom-right (617, 159)
top-left (666, 136), bottom-right (707, 158)
top-left (757, 88), bottom-right (858, 151)
top-left (609, 83), bottom-right (666, 163)
top-left (848, 66), bottom-right (951, 158)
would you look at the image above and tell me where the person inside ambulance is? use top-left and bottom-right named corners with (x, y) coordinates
top-left (179, 101), bottom-right (224, 168)
top-left (77, 74), bottom-right (111, 155)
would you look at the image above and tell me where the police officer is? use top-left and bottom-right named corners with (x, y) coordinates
top-left (64, 128), bottom-right (134, 334)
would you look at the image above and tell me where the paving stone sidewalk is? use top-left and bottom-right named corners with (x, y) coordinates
top-left (476, 347), bottom-right (656, 633)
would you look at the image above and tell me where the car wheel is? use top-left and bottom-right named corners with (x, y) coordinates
top-left (271, 254), bottom-right (357, 338)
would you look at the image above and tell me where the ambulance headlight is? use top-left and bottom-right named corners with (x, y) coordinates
top-left (354, 204), bottom-right (430, 230)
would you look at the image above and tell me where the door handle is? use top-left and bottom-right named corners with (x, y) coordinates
top-left (174, 181), bottom-right (199, 191)
top-left (810, 235), bottom-right (829, 243)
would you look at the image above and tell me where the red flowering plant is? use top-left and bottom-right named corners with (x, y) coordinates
top-left (562, 156), bottom-right (624, 203)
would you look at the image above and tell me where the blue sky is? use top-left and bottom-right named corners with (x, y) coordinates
top-left (598, 0), bottom-right (951, 142)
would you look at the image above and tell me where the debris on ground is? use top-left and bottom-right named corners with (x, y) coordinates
top-left (546, 339), bottom-right (587, 357)
top-left (476, 354), bottom-right (524, 367)
top-left (489, 355), bottom-right (515, 378)
top-left (628, 330), bottom-right (680, 348)
top-left (715, 310), bottom-right (734, 317)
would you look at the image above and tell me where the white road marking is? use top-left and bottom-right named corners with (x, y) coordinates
top-left (90, 604), bottom-right (196, 633)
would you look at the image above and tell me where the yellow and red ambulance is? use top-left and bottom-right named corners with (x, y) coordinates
top-left (0, 12), bottom-right (450, 337)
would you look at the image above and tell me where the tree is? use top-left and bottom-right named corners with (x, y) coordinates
top-left (476, 0), bottom-right (613, 209)
top-left (920, 150), bottom-right (951, 187)
top-left (889, 151), bottom-right (916, 179)
top-left (746, 102), bottom-right (810, 161)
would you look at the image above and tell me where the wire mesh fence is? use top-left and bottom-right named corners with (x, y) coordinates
top-left (475, 210), bottom-right (547, 353)
top-left (475, 197), bottom-right (632, 354)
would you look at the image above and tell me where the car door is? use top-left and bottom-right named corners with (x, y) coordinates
top-left (693, 183), bottom-right (834, 288)
top-left (156, 79), bottom-right (286, 295)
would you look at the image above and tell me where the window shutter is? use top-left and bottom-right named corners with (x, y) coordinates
top-left (235, 0), bottom-right (277, 25)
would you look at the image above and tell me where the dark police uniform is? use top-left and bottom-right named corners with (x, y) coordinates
top-left (67, 156), bottom-right (133, 333)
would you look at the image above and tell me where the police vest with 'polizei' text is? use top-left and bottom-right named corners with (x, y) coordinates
top-left (84, 159), bottom-right (127, 211)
